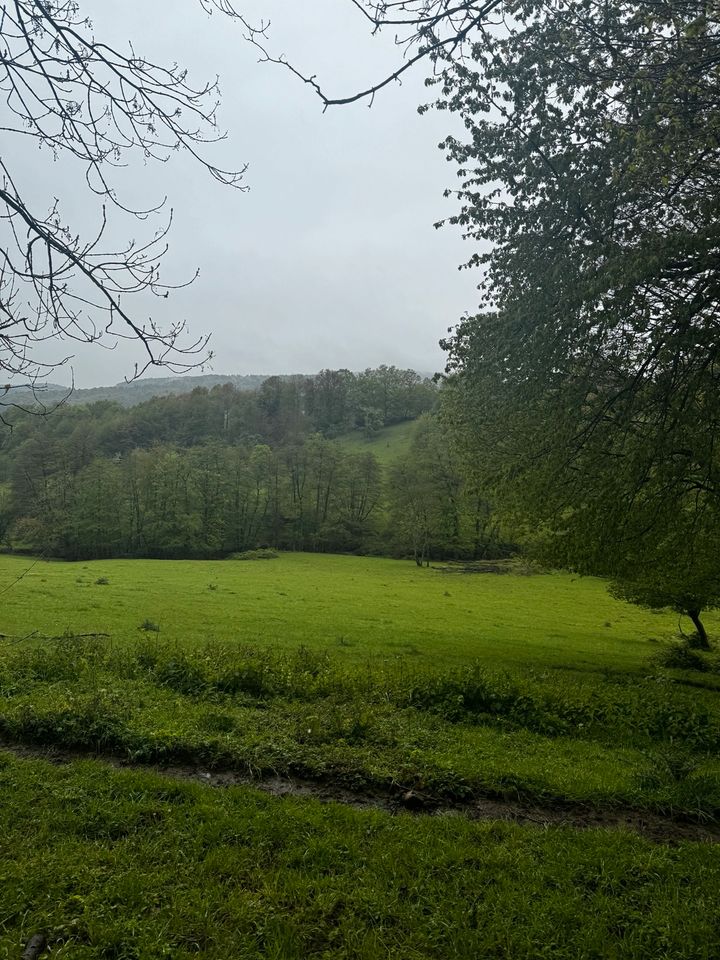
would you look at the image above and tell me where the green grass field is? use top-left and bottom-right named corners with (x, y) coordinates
top-left (0, 552), bottom-right (698, 669)
top-left (1, 552), bottom-right (720, 958)
top-left (2, 753), bottom-right (719, 960)
top-left (336, 420), bottom-right (418, 465)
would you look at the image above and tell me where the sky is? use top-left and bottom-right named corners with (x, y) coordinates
top-left (7, 0), bottom-right (483, 388)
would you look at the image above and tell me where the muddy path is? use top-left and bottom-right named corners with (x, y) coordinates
top-left (2, 739), bottom-right (718, 845)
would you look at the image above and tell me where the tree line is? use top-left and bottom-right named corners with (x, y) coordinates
top-left (0, 368), bottom-right (509, 562)
top-left (0, 365), bottom-right (435, 464)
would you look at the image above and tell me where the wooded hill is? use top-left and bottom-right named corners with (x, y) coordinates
top-left (0, 367), bottom-right (510, 562)
top-left (8, 374), bottom-right (271, 409)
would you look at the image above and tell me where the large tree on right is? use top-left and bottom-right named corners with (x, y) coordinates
top-left (436, 0), bottom-right (720, 646)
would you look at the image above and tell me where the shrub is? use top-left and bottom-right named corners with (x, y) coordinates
top-left (152, 655), bottom-right (208, 696)
top-left (226, 549), bottom-right (279, 561)
top-left (4, 692), bottom-right (129, 751)
top-left (653, 643), bottom-right (709, 672)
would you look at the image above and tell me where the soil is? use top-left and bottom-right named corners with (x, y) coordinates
top-left (2, 739), bottom-right (718, 845)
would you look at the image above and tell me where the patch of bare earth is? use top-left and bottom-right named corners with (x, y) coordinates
top-left (2, 740), bottom-right (718, 845)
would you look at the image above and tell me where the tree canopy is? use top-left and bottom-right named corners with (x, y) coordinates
top-left (436, 0), bottom-right (720, 643)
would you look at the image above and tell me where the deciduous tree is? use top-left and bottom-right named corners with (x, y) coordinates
top-left (437, 0), bottom-right (720, 644)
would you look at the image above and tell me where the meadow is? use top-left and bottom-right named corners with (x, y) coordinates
top-left (0, 551), bottom-right (691, 668)
top-left (337, 420), bottom-right (418, 466)
top-left (1, 552), bottom-right (720, 958)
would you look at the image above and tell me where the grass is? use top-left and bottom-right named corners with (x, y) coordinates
top-left (0, 552), bottom-right (703, 670)
top-left (1, 753), bottom-right (720, 960)
top-left (2, 633), bottom-right (720, 817)
top-left (336, 420), bottom-right (418, 466)
top-left (1, 552), bottom-right (720, 956)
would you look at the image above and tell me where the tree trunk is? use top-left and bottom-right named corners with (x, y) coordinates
top-left (688, 609), bottom-right (710, 650)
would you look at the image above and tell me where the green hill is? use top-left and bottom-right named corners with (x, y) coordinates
top-left (7, 373), bottom-right (271, 409)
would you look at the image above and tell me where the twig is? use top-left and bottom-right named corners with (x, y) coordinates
top-left (0, 555), bottom-right (45, 598)
top-left (8, 630), bottom-right (38, 645)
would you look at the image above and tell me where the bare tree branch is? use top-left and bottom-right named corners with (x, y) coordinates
top-left (0, 0), bottom-right (249, 391)
top-left (244, 0), bottom-right (504, 109)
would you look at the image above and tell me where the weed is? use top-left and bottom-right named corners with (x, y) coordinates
top-left (151, 654), bottom-right (207, 696)
top-left (687, 631), bottom-right (713, 650)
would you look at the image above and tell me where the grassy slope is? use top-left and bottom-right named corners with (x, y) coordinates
top-left (2, 553), bottom-right (720, 957)
top-left (335, 420), bottom-right (417, 466)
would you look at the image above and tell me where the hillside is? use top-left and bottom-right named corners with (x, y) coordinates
top-left (336, 420), bottom-right (419, 466)
top-left (7, 373), bottom-right (272, 409)
top-left (0, 365), bottom-right (479, 562)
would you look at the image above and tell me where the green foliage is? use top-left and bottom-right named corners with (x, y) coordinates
top-left (652, 643), bottom-right (710, 673)
top-left (436, 0), bottom-right (720, 635)
top-left (2, 632), bottom-right (720, 815)
top-left (0, 367), bottom-right (438, 560)
top-left (4, 437), bottom-right (384, 559)
top-left (406, 665), bottom-right (720, 751)
top-left (386, 414), bottom-right (512, 563)
top-left (227, 548), bottom-right (279, 560)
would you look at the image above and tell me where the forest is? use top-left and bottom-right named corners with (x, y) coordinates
top-left (0, 366), bottom-right (508, 561)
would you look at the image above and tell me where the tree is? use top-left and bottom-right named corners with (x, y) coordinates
top-left (305, 368), bottom-right (353, 437)
top-left (387, 413), bottom-right (506, 563)
top-left (253, 1), bottom-right (505, 108)
top-left (437, 1), bottom-right (720, 645)
top-left (0, 0), bottom-right (510, 402)
top-left (0, 0), bottom-right (250, 396)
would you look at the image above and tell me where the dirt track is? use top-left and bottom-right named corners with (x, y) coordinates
top-left (2, 739), bottom-right (718, 845)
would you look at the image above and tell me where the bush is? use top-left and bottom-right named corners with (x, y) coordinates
top-left (4, 692), bottom-right (129, 751)
top-left (653, 643), bottom-right (709, 672)
top-left (226, 549), bottom-right (279, 561)
top-left (152, 655), bottom-right (208, 696)
top-left (406, 668), bottom-right (569, 735)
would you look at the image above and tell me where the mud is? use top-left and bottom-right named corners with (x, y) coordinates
top-left (2, 739), bottom-right (718, 845)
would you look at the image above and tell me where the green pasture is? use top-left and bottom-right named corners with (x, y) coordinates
top-left (1, 552), bottom-right (720, 956)
top-left (1, 753), bottom-right (719, 960)
top-left (0, 552), bottom-right (699, 671)
top-left (0, 551), bottom-right (719, 817)
top-left (336, 420), bottom-right (417, 465)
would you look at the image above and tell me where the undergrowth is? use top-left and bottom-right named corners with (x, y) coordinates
top-left (1, 635), bottom-right (720, 817)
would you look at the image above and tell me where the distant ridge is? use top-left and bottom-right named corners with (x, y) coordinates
top-left (7, 373), bottom-right (279, 409)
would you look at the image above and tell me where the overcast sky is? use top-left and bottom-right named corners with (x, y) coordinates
top-left (10, 1), bottom-right (483, 388)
